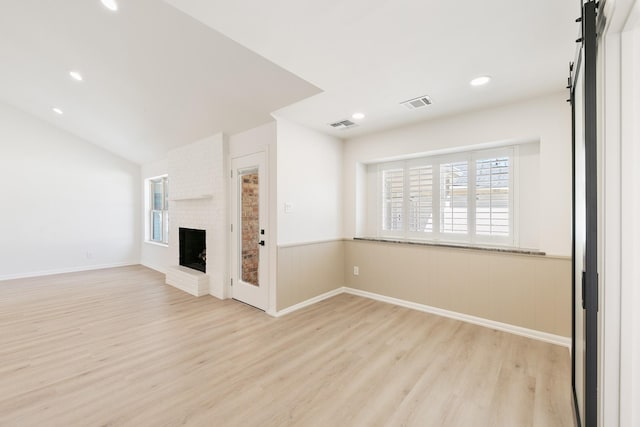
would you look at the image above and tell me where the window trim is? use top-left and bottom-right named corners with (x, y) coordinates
top-left (374, 146), bottom-right (517, 248)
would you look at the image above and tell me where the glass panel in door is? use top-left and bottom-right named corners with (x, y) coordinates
top-left (240, 170), bottom-right (259, 287)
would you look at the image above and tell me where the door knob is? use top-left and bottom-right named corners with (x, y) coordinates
top-left (258, 240), bottom-right (265, 246)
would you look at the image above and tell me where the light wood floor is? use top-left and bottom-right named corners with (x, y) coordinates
top-left (0, 265), bottom-right (575, 426)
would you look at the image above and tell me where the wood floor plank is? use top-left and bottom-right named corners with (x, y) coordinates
top-left (0, 265), bottom-right (575, 426)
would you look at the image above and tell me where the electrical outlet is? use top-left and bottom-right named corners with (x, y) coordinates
top-left (86, 251), bottom-right (93, 259)
top-left (353, 266), bottom-right (359, 276)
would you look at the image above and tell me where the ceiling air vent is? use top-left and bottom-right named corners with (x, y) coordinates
top-left (329, 119), bottom-right (358, 130)
top-left (400, 95), bottom-right (433, 110)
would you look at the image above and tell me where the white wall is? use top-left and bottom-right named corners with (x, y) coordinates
top-left (141, 159), bottom-right (170, 273)
top-left (276, 117), bottom-right (343, 245)
top-left (0, 101), bottom-right (140, 279)
top-left (344, 92), bottom-right (572, 256)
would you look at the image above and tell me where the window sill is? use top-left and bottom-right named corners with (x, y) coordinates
top-left (353, 237), bottom-right (545, 256)
top-left (145, 240), bottom-right (169, 248)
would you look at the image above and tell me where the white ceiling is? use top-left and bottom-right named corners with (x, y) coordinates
top-left (166, 0), bottom-right (579, 138)
top-left (0, 0), bottom-right (579, 164)
top-left (0, 0), bottom-right (320, 164)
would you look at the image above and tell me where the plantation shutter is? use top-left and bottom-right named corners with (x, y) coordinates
top-left (439, 161), bottom-right (469, 234)
top-left (375, 147), bottom-right (514, 244)
top-left (382, 168), bottom-right (404, 231)
top-left (475, 156), bottom-right (510, 236)
top-left (408, 165), bottom-right (433, 233)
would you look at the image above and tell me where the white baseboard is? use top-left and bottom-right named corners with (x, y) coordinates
top-left (0, 262), bottom-right (138, 282)
top-left (140, 262), bottom-right (167, 274)
top-left (342, 287), bottom-right (571, 349)
top-left (268, 287), bottom-right (344, 318)
top-left (272, 286), bottom-right (570, 349)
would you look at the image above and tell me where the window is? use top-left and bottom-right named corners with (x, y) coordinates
top-left (439, 160), bottom-right (469, 235)
top-left (382, 167), bottom-right (404, 231)
top-left (148, 176), bottom-right (169, 244)
top-left (409, 165), bottom-right (433, 233)
top-left (475, 156), bottom-right (510, 237)
top-left (375, 147), bottom-right (514, 246)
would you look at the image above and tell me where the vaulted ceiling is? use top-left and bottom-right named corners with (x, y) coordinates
top-left (0, 0), bottom-right (578, 164)
top-left (0, 0), bottom-right (320, 163)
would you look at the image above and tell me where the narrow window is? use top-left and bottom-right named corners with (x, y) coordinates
top-left (149, 176), bottom-right (169, 244)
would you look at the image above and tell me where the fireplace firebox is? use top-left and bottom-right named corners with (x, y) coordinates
top-left (179, 228), bottom-right (206, 273)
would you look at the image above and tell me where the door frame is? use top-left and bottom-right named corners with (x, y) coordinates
top-left (599, 0), bottom-right (640, 425)
top-left (229, 150), bottom-right (271, 311)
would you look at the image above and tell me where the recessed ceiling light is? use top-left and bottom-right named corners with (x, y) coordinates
top-left (352, 112), bottom-right (365, 120)
top-left (52, 107), bottom-right (64, 115)
top-left (69, 71), bottom-right (83, 81)
top-left (470, 75), bottom-right (491, 86)
top-left (101, 0), bottom-right (118, 11)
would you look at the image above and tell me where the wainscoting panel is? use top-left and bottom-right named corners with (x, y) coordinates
top-left (343, 239), bottom-right (571, 338)
top-left (277, 240), bottom-right (345, 311)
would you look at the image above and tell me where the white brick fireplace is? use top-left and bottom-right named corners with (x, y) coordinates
top-left (165, 133), bottom-right (227, 298)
